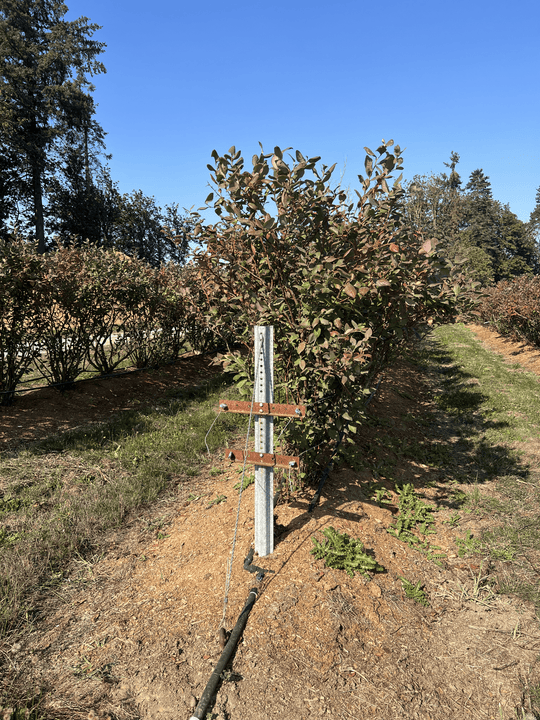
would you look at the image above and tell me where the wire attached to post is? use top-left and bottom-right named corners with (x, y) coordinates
top-left (219, 340), bottom-right (262, 631)
top-left (204, 407), bottom-right (223, 456)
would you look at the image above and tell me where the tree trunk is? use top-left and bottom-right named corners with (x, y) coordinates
top-left (32, 161), bottom-right (46, 254)
top-left (84, 122), bottom-right (91, 190)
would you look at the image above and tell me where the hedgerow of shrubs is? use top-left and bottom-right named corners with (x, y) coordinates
top-left (478, 274), bottom-right (540, 346)
top-left (0, 239), bottom-right (214, 405)
top-left (193, 142), bottom-right (478, 477)
top-left (0, 238), bottom-right (49, 405)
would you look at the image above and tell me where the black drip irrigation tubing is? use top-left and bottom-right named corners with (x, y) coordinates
top-left (14, 366), bottom-right (104, 387)
top-left (189, 377), bottom-right (384, 717)
top-left (189, 587), bottom-right (258, 720)
top-left (0, 346), bottom-right (227, 399)
top-left (0, 367), bottom-right (151, 397)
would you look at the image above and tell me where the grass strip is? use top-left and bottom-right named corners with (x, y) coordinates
top-left (0, 373), bottom-right (248, 635)
top-left (424, 324), bottom-right (540, 613)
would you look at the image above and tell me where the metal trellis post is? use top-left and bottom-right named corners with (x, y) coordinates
top-left (218, 325), bottom-right (305, 558)
top-left (254, 325), bottom-right (274, 557)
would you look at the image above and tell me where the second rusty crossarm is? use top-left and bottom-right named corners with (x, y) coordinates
top-left (218, 400), bottom-right (305, 418)
top-left (226, 449), bottom-right (300, 470)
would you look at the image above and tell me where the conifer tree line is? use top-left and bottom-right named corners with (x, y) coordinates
top-left (0, 0), bottom-right (191, 266)
top-left (401, 152), bottom-right (540, 285)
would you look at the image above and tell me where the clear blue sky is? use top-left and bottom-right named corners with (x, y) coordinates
top-left (66, 0), bottom-right (540, 224)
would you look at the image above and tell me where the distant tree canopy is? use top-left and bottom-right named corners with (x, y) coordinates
top-left (0, 0), bottom-right (191, 265)
top-left (402, 154), bottom-right (540, 285)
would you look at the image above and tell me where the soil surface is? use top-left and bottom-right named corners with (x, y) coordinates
top-left (0, 353), bottom-right (223, 452)
top-left (2, 326), bottom-right (540, 720)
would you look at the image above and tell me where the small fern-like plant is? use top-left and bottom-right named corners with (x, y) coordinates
top-left (400, 576), bottom-right (429, 606)
top-left (387, 484), bottom-right (446, 566)
top-left (233, 473), bottom-right (255, 492)
top-left (311, 526), bottom-right (385, 578)
top-left (387, 483), bottom-right (436, 544)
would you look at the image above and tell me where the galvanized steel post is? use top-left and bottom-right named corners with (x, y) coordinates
top-left (254, 326), bottom-right (274, 557)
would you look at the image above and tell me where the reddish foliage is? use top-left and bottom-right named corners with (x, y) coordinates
top-left (193, 144), bottom-right (479, 474)
top-left (478, 275), bottom-right (540, 347)
top-left (0, 239), bottom-right (208, 404)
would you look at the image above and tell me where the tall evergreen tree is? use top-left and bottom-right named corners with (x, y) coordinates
top-left (403, 161), bottom-right (540, 283)
top-left (496, 204), bottom-right (540, 278)
top-left (442, 151), bottom-right (463, 241)
top-left (0, 136), bottom-right (21, 236)
top-left (459, 169), bottom-right (501, 283)
top-left (460, 172), bottom-right (540, 282)
top-left (0, 0), bottom-right (106, 252)
top-left (529, 185), bottom-right (540, 241)
top-left (46, 94), bottom-right (112, 245)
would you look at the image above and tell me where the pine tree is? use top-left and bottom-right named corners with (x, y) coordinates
top-left (496, 204), bottom-right (540, 278)
top-left (529, 185), bottom-right (540, 241)
top-left (404, 161), bottom-right (540, 284)
top-left (0, 137), bottom-right (21, 237)
top-left (461, 173), bottom-right (539, 282)
top-left (46, 95), bottom-right (112, 245)
top-left (0, 0), bottom-right (106, 252)
top-left (442, 151), bottom-right (463, 241)
top-left (459, 169), bottom-right (501, 283)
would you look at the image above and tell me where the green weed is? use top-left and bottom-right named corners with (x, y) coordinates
top-left (233, 474), bottom-right (255, 492)
top-left (386, 483), bottom-right (447, 566)
top-left (455, 529), bottom-right (483, 557)
top-left (399, 577), bottom-right (429, 606)
top-left (387, 483), bottom-right (436, 544)
top-left (206, 494), bottom-right (227, 508)
top-left (443, 512), bottom-right (461, 527)
top-left (311, 526), bottom-right (385, 578)
top-left (368, 484), bottom-right (392, 506)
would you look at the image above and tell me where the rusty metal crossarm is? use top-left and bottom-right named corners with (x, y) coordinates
top-left (218, 400), bottom-right (305, 419)
top-left (225, 449), bottom-right (300, 470)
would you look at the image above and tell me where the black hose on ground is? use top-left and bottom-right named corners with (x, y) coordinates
top-left (0, 346), bottom-right (226, 399)
top-left (189, 587), bottom-right (258, 720)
